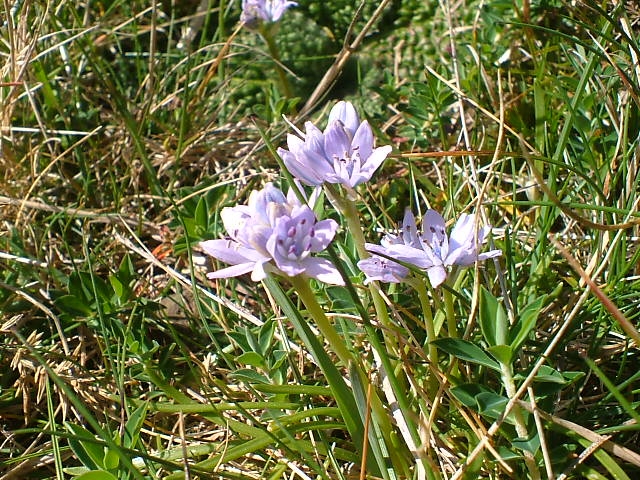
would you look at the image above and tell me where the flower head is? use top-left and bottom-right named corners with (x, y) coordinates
top-left (357, 256), bottom-right (409, 284)
top-left (363, 209), bottom-right (501, 286)
top-left (200, 183), bottom-right (343, 285)
top-left (278, 101), bottom-right (392, 189)
top-left (241, 0), bottom-right (297, 26)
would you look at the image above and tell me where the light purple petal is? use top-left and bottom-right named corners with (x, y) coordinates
top-left (301, 257), bottom-right (345, 285)
top-left (448, 213), bottom-right (476, 251)
top-left (251, 259), bottom-right (270, 281)
top-left (246, 224), bottom-right (272, 256)
top-left (220, 206), bottom-right (251, 240)
top-left (478, 249), bottom-right (502, 261)
top-left (401, 209), bottom-right (421, 248)
top-left (427, 266), bottom-right (447, 288)
top-left (367, 243), bottom-right (438, 270)
top-left (454, 248), bottom-right (502, 266)
top-left (358, 256), bottom-right (408, 284)
top-left (324, 122), bottom-right (352, 162)
top-left (308, 219), bottom-right (338, 252)
top-left (279, 147), bottom-right (324, 186)
top-left (422, 210), bottom-right (447, 246)
top-left (354, 145), bottom-right (391, 185)
top-left (304, 122), bottom-right (325, 154)
top-left (207, 262), bottom-right (256, 279)
top-left (200, 239), bottom-right (260, 265)
top-left (351, 120), bottom-right (374, 160)
top-left (327, 101), bottom-right (359, 136)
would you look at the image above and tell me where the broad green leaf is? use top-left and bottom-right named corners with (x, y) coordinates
top-left (194, 196), bottom-right (208, 232)
top-left (65, 422), bottom-right (103, 470)
top-left (258, 319), bottom-right (276, 356)
top-left (55, 295), bottom-right (93, 316)
top-left (510, 296), bottom-right (545, 352)
top-left (432, 338), bottom-right (501, 371)
top-left (475, 392), bottom-right (514, 424)
top-left (487, 345), bottom-right (513, 365)
top-left (108, 275), bottom-right (124, 300)
top-left (270, 350), bottom-right (288, 371)
top-left (75, 470), bottom-right (119, 480)
top-left (236, 352), bottom-right (266, 368)
top-left (450, 384), bottom-right (495, 408)
top-left (512, 434), bottom-right (540, 455)
top-left (480, 287), bottom-right (508, 347)
top-left (102, 449), bottom-right (119, 470)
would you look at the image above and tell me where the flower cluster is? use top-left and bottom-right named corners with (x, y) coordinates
top-left (200, 183), bottom-right (344, 285)
top-left (200, 100), bottom-right (501, 290)
top-left (360, 209), bottom-right (501, 287)
top-left (241, 0), bottom-right (297, 27)
top-left (277, 101), bottom-right (392, 189)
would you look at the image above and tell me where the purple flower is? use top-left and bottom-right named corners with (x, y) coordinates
top-left (200, 183), bottom-right (343, 285)
top-left (241, 0), bottom-right (297, 26)
top-left (277, 101), bottom-right (392, 189)
top-left (363, 209), bottom-right (501, 287)
top-left (357, 256), bottom-right (409, 284)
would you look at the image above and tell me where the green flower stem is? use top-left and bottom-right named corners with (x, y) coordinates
top-left (409, 277), bottom-right (438, 366)
top-left (500, 361), bottom-right (541, 480)
top-left (289, 274), bottom-right (353, 366)
top-left (259, 26), bottom-right (293, 99)
top-left (288, 274), bottom-right (398, 466)
top-left (324, 185), bottom-right (392, 336)
top-left (443, 288), bottom-right (458, 339)
top-left (410, 277), bottom-right (439, 398)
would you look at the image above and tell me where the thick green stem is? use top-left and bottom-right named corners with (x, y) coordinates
top-left (411, 277), bottom-right (439, 400)
top-left (289, 275), bottom-right (353, 366)
top-left (260, 27), bottom-right (293, 99)
top-left (288, 275), bottom-right (400, 469)
top-left (326, 185), bottom-right (392, 335)
top-left (443, 288), bottom-right (458, 339)
top-left (500, 362), bottom-right (541, 480)
top-left (411, 278), bottom-right (438, 368)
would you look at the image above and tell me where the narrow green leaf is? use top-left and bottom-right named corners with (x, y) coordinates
top-left (349, 363), bottom-right (392, 480)
top-left (262, 275), bottom-right (373, 474)
top-left (123, 402), bottom-right (148, 449)
top-left (432, 338), bottom-right (501, 371)
top-left (230, 368), bottom-right (270, 384)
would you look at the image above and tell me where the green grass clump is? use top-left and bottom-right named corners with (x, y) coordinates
top-left (2, 0), bottom-right (640, 479)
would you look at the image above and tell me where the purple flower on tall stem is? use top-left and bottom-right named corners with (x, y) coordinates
top-left (200, 183), bottom-right (343, 285)
top-left (241, 0), bottom-right (297, 26)
top-left (362, 209), bottom-right (501, 287)
top-left (278, 101), bottom-right (392, 189)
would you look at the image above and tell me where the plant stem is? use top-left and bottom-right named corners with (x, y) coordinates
top-left (410, 277), bottom-right (438, 368)
top-left (443, 287), bottom-right (458, 339)
top-left (500, 361), bottom-right (541, 480)
top-left (411, 277), bottom-right (439, 399)
top-left (289, 275), bottom-right (353, 366)
top-left (325, 185), bottom-right (392, 337)
top-left (260, 26), bottom-right (293, 99)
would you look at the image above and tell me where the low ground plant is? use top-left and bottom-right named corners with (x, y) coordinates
top-left (2, 1), bottom-right (640, 479)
